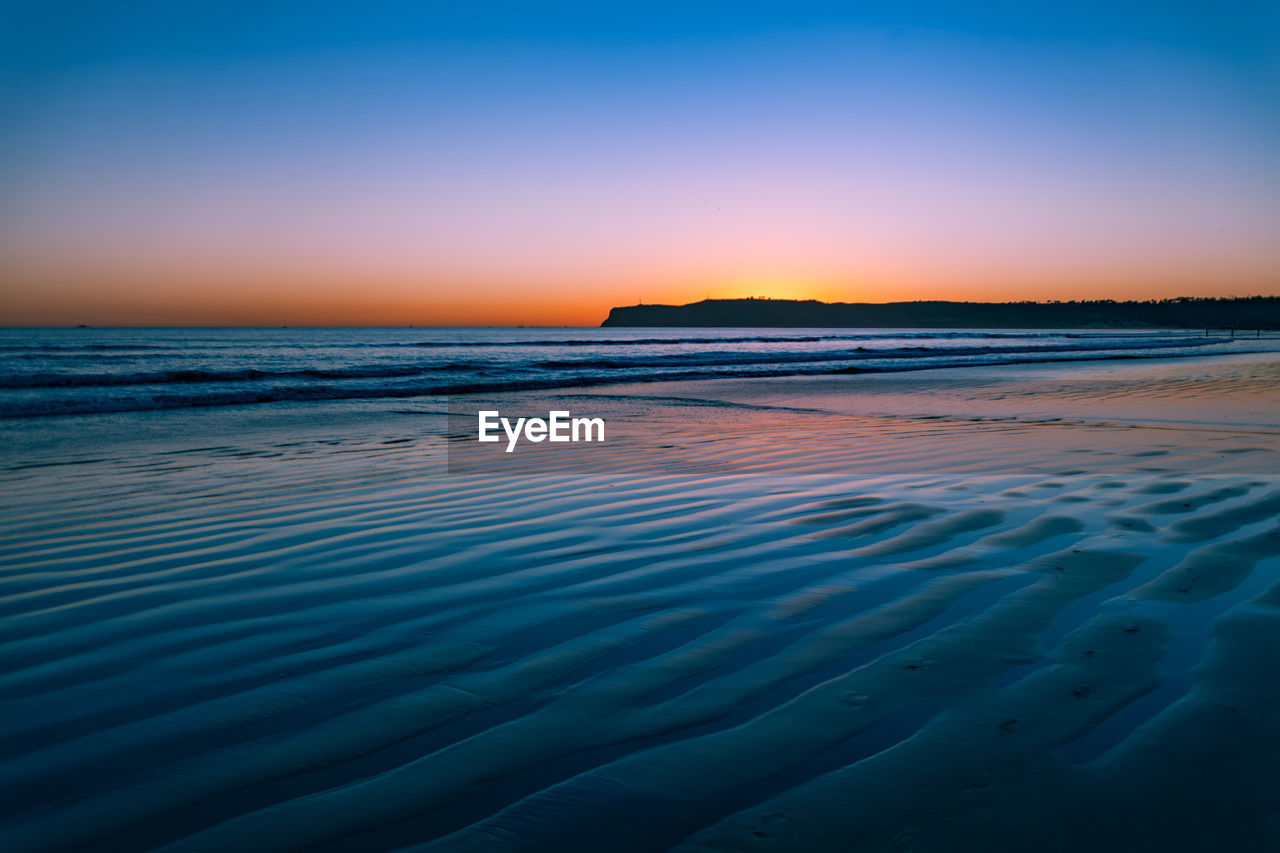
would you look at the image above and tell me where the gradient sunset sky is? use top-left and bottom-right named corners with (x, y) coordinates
top-left (2, 1), bottom-right (1278, 326)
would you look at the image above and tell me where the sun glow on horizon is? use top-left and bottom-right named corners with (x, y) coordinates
top-left (694, 275), bottom-right (852, 305)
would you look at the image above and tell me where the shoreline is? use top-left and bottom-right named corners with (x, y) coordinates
top-left (5, 348), bottom-right (1280, 471)
top-left (2, 349), bottom-right (1279, 849)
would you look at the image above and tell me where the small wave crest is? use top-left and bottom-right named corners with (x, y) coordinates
top-left (0, 337), bottom-right (1225, 417)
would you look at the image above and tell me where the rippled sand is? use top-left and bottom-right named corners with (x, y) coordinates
top-left (2, 354), bottom-right (1278, 851)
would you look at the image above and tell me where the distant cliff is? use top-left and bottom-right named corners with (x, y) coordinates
top-left (601, 297), bottom-right (1280, 329)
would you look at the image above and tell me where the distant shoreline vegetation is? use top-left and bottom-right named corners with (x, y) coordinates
top-left (602, 296), bottom-right (1280, 330)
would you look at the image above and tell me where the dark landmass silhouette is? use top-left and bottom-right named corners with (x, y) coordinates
top-left (602, 296), bottom-right (1280, 329)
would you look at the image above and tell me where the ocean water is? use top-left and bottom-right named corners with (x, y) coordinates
top-left (4, 330), bottom-right (1280, 850)
top-left (0, 326), bottom-right (1258, 419)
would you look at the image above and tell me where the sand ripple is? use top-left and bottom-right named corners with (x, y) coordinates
top-left (2, 402), bottom-right (1279, 850)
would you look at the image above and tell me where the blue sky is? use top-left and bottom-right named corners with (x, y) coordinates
top-left (2, 1), bottom-right (1277, 324)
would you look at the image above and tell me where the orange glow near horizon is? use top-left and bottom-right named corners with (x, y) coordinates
top-left (5, 150), bottom-right (1277, 327)
top-left (3, 259), bottom-right (1276, 327)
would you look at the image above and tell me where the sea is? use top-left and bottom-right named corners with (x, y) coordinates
top-left (3, 326), bottom-right (1280, 850)
top-left (4, 325), bottom-right (1275, 469)
top-left (0, 326), bottom-right (1258, 420)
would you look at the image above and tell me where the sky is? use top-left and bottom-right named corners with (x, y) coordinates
top-left (1, 1), bottom-right (1278, 326)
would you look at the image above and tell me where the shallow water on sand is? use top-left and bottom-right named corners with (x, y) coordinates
top-left (2, 354), bottom-right (1279, 851)
top-left (2, 325), bottom-right (1269, 419)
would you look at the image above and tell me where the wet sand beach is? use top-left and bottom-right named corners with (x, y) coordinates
top-left (2, 352), bottom-right (1279, 851)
